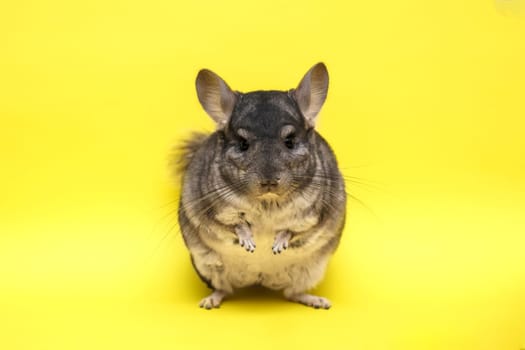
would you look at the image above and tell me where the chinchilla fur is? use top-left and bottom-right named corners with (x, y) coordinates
top-left (174, 63), bottom-right (346, 309)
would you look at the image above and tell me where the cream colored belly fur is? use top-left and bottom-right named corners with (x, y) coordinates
top-left (195, 213), bottom-right (331, 293)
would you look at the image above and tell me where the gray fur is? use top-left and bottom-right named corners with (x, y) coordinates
top-left (171, 132), bottom-right (208, 175)
top-left (174, 63), bottom-right (346, 309)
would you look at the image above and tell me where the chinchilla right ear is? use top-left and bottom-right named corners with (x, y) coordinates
top-left (195, 69), bottom-right (238, 128)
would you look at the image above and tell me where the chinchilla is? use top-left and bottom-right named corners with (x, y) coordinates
top-left (174, 63), bottom-right (346, 309)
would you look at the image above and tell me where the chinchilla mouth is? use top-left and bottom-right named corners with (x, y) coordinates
top-left (256, 192), bottom-right (281, 200)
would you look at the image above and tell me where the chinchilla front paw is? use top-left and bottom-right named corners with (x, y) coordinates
top-left (272, 231), bottom-right (292, 254)
top-left (235, 224), bottom-right (256, 253)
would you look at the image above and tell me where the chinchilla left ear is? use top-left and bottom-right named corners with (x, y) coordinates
top-left (292, 62), bottom-right (329, 128)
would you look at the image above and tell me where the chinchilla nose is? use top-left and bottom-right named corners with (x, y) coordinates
top-left (259, 177), bottom-right (280, 192)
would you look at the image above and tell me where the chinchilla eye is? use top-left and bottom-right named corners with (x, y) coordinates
top-left (238, 138), bottom-right (249, 152)
top-left (284, 134), bottom-right (295, 149)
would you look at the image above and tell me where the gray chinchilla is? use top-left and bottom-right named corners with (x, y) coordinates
top-left (174, 63), bottom-right (346, 309)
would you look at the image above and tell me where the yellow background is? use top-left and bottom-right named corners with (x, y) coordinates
top-left (1, 0), bottom-right (525, 349)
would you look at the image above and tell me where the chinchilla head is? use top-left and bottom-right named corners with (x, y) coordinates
top-left (195, 63), bottom-right (329, 200)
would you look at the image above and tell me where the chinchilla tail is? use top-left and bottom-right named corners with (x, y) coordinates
top-left (170, 132), bottom-right (209, 177)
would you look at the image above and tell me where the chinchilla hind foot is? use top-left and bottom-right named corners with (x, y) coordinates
top-left (199, 290), bottom-right (228, 310)
top-left (285, 293), bottom-right (331, 309)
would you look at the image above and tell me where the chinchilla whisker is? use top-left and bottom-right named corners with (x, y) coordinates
top-left (153, 205), bottom-right (178, 229)
top-left (157, 197), bottom-right (180, 210)
top-left (182, 182), bottom-right (238, 206)
top-left (293, 180), bottom-right (347, 213)
top-left (180, 181), bottom-right (246, 212)
top-left (185, 181), bottom-right (248, 210)
top-left (323, 187), bottom-right (377, 218)
top-left (304, 178), bottom-right (374, 215)
top-left (145, 214), bottom-right (183, 262)
top-left (294, 174), bottom-right (385, 192)
top-left (293, 181), bottom-right (341, 214)
top-left (338, 164), bottom-right (373, 170)
top-left (344, 191), bottom-right (376, 215)
top-left (160, 219), bottom-right (182, 245)
top-left (179, 181), bottom-right (250, 226)
top-left (149, 201), bottom-right (182, 243)
top-left (152, 181), bottom-right (250, 255)
top-left (299, 172), bottom-right (381, 187)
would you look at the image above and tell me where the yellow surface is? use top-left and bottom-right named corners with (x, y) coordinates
top-left (1, 1), bottom-right (525, 349)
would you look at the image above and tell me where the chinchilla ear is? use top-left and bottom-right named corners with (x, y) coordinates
top-left (292, 62), bottom-right (329, 128)
top-left (196, 69), bottom-right (238, 128)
